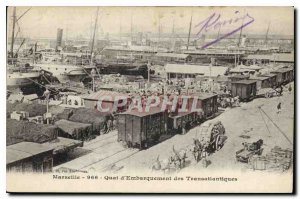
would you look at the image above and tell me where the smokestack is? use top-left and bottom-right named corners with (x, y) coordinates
top-left (56, 28), bottom-right (63, 51)
top-left (241, 35), bottom-right (247, 48)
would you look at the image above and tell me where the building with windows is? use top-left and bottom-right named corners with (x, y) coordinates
top-left (165, 64), bottom-right (229, 79)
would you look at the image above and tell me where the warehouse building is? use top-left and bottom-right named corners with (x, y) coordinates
top-left (165, 64), bottom-right (229, 79)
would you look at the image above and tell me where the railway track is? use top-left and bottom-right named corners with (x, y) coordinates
top-left (62, 134), bottom-right (119, 160)
top-left (81, 148), bottom-right (139, 171)
top-left (53, 132), bottom-right (140, 172)
top-left (84, 131), bottom-right (117, 147)
top-left (83, 136), bottom-right (117, 150)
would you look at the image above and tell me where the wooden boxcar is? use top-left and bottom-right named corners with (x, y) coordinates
top-left (166, 93), bottom-right (218, 134)
top-left (197, 93), bottom-right (218, 119)
top-left (227, 75), bottom-right (250, 90)
top-left (164, 94), bottom-right (201, 134)
top-left (249, 76), bottom-right (272, 90)
top-left (173, 92), bottom-right (218, 120)
top-left (260, 73), bottom-right (278, 88)
top-left (117, 107), bottom-right (167, 148)
top-left (281, 67), bottom-right (294, 83)
top-left (231, 80), bottom-right (257, 101)
top-left (271, 67), bottom-right (294, 85)
top-left (228, 74), bottom-right (250, 82)
top-left (168, 111), bottom-right (199, 134)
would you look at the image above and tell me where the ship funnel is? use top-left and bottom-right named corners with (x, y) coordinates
top-left (56, 28), bottom-right (63, 51)
top-left (241, 35), bottom-right (247, 47)
top-left (210, 57), bottom-right (216, 66)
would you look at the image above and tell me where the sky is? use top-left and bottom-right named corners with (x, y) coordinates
top-left (7, 6), bottom-right (294, 39)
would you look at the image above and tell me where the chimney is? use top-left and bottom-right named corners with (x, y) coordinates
top-left (241, 35), bottom-right (247, 48)
top-left (56, 28), bottom-right (63, 51)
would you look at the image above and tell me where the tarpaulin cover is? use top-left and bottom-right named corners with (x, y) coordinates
top-left (55, 119), bottom-right (93, 141)
top-left (7, 119), bottom-right (58, 146)
top-left (69, 108), bottom-right (109, 134)
top-left (7, 102), bottom-right (47, 117)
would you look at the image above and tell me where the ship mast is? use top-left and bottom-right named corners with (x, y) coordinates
top-left (237, 18), bottom-right (245, 47)
top-left (9, 7), bottom-right (32, 61)
top-left (10, 7), bottom-right (16, 58)
top-left (90, 7), bottom-right (99, 65)
top-left (265, 22), bottom-right (271, 47)
top-left (187, 13), bottom-right (193, 50)
top-left (237, 10), bottom-right (248, 48)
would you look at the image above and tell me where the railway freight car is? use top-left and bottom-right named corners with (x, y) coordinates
top-left (231, 79), bottom-right (257, 101)
top-left (249, 76), bottom-right (272, 90)
top-left (271, 67), bottom-right (294, 85)
top-left (197, 93), bottom-right (218, 119)
top-left (167, 93), bottom-right (218, 134)
top-left (117, 107), bottom-right (167, 149)
top-left (260, 73), bottom-right (278, 88)
top-left (168, 111), bottom-right (200, 134)
top-left (228, 74), bottom-right (250, 82)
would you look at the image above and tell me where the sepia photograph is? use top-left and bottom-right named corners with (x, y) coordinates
top-left (5, 6), bottom-right (294, 193)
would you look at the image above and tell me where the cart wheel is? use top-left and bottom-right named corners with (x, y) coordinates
top-left (215, 135), bottom-right (222, 151)
top-left (265, 92), bottom-right (270, 98)
top-left (182, 127), bottom-right (186, 135)
top-left (258, 148), bottom-right (263, 156)
top-left (127, 142), bottom-right (132, 148)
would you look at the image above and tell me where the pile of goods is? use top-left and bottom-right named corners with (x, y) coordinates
top-left (250, 146), bottom-right (293, 172)
top-left (48, 105), bottom-right (66, 115)
top-left (7, 102), bottom-right (47, 117)
top-left (55, 119), bottom-right (93, 141)
top-left (102, 74), bottom-right (128, 84)
top-left (56, 108), bottom-right (74, 120)
top-left (7, 119), bottom-right (58, 146)
top-left (198, 121), bottom-right (226, 153)
top-left (69, 108), bottom-right (110, 135)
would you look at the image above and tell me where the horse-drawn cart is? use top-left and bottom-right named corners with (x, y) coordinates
top-left (236, 139), bottom-right (264, 163)
top-left (198, 121), bottom-right (226, 152)
top-left (191, 121), bottom-right (226, 163)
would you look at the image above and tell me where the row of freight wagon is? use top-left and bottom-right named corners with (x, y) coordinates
top-left (117, 66), bottom-right (294, 149)
top-left (230, 66), bottom-right (294, 101)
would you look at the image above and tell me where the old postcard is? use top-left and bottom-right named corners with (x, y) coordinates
top-left (6, 6), bottom-right (294, 193)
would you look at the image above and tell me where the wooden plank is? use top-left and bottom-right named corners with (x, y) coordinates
top-left (132, 116), bottom-right (141, 146)
top-left (117, 115), bottom-right (126, 142)
top-left (125, 115), bottom-right (133, 144)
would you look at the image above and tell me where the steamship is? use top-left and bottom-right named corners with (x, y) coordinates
top-left (35, 63), bottom-right (93, 83)
top-left (34, 28), bottom-right (95, 83)
top-left (7, 64), bottom-right (40, 88)
top-left (7, 7), bottom-right (41, 89)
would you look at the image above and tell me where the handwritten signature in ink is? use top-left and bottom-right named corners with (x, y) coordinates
top-left (194, 11), bottom-right (255, 49)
